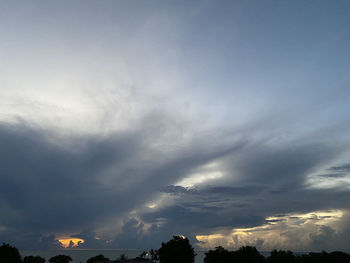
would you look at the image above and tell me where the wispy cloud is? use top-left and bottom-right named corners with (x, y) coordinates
top-left (1, 0), bottom-right (350, 251)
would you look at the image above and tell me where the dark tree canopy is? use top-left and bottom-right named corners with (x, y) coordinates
top-left (0, 243), bottom-right (22, 263)
top-left (295, 251), bottom-right (350, 263)
top-left (204, 246), bottom-right (265, 263)
top-left (87, 254), bottom-right (110, 263)
top-left (158, 236), bottom-right (195, 263)
top-left (235, 246), bottom-right (265, 263)
top-left (267, 249), bottom-right (295, 263)
top-left (138, 251), bottom-right (148, 259)
top-left (2, 241), bottom-right (350, 263)
top-left (149, 249), bottom-right (159, 262)
top-left (24, 255), bottom-right (46, 263)
top-left (49, 254), bottom-right (72, 263)
top-left (204, 246), bottom-right (232, 263)
top-left (204, 247), bottom-right (350, 263)
top-left (118, 254), bottom-right (127, 260)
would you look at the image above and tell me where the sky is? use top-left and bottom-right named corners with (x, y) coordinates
top-left (1, 0), bottom-right (350, 252)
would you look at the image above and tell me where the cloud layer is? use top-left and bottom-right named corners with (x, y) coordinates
top-left (1, 0), bottom-right (350, 251)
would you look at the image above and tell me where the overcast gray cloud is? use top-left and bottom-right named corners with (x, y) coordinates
top-left (1, 0), bottom-right (350, 252)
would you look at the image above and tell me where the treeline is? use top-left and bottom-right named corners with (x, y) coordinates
top-left (0, 243), bottom-right (148, 263)
top-left (2, 236), bottom-right (350, 263)
top-left (204, 246), bottom-right (350, 263)
top-left (0, 243), bottom-right (72, 263)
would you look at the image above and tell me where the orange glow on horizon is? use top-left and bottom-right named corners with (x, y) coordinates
top-left (58, 238), bottom-right (85, 248)
top-left (195, 209), bottom-right (345, 250)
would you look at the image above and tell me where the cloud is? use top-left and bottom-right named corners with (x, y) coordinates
top-left (1, 107), bottom-right (350, 251)
top-left (0, 116), bottom-right (245, 249)
top-left (329, 164), bottom-right (350, 173)
top-left (1, 0), bottom-right (350, 252)
top-left (1, 116), bottom-right (350, 250)
top-left (196, 210), bottom-right (349, 251)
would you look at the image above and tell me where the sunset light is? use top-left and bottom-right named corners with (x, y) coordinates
top-left (1, 0), bottom-right (350, 256)
top-left (196, 210), bottom-right (346, 250)
top-left (58, 238), bottom-right (85, 248)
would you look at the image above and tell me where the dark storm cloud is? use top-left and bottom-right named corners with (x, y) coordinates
top-left (328, 164), bottom-right (350, 173)
top-left (0, 122), bottom-right (152, 248)
top-left (0, 119), bottom-right (247, 249)
top-left (1, 116), bottom-right (350, 250)
top-left (72, 229), bottom-right (109, 249)
top-left (1, 0), bottom-right (350, 252)
top-left (0, 227), bottom-right (61, 250)
top-left (139, 133), bottom-right (350, 240)
top-left (317, 173), bottom-right (347, 178)
top-left (0, 122), bottom-right (143, 231)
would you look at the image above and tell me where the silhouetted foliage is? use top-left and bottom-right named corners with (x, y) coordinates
top-left (118, 254), bottom-right (127, 260)
top-left (329, 251), bottom-right (350, 263)
top-left (157, 236), bottom-right (195, 263)
top-left (234, 246), bottom-right (265, 263)
top-left (295, 251), bottom-right (350, 263)
top-left (203, 246), bottom-right (350, 263)
top-left (87, 254), bottom-right (109, 263)
top-left (204, 246), bottom-right (265, 263)
top-left (48, 255), bottom-right (72, 263)
top-left (138, 251), bottom-right (148, 259)
top-left (0, 243), bottom-right (22, 263)
top-left (149, 249), bottom-right (159, 262)
top-left (267, 250), bottom-right (295, 263)
top-left (24, 255), bottom-right (46, 263)
top-left (204, 246), bottom-right (232, 263)
top-left (2, 241), bottom-right (350, 263)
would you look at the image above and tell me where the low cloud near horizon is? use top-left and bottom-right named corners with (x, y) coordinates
top-left (1, 0), bottom-right (350, 252)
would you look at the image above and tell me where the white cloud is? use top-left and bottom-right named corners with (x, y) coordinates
top-left (196, 210), bottom-right (345, 251)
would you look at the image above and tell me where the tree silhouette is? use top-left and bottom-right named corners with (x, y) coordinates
top-left (24, 255), bottom-right (46, 263)
top-left (235, 246), bottom-right (265, 263)
top-left (267, 250), bottom-right (295, 263)
top-left (157, 236), bottom-right (195, 263)
top-left (328, 251), bottom-right (350, 263)
top-left (204, 246), bottom-right (266, 263)
top-left (0, 243), bottom-right (22, 263)
top-left (138, 251), bottom-right (148, 259)
top-left (49, 255), bottom-right (72, 263)
top-left (204, 246), bottom-right (232, 263)
top-left (87, 254), bottom-right (110, 263)
top-left (149, 249), bottom-right (159, 262)
top-left (295, 251), bottom-right (350, 263)
top-left (118, 254), bottom-right (127, 260)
